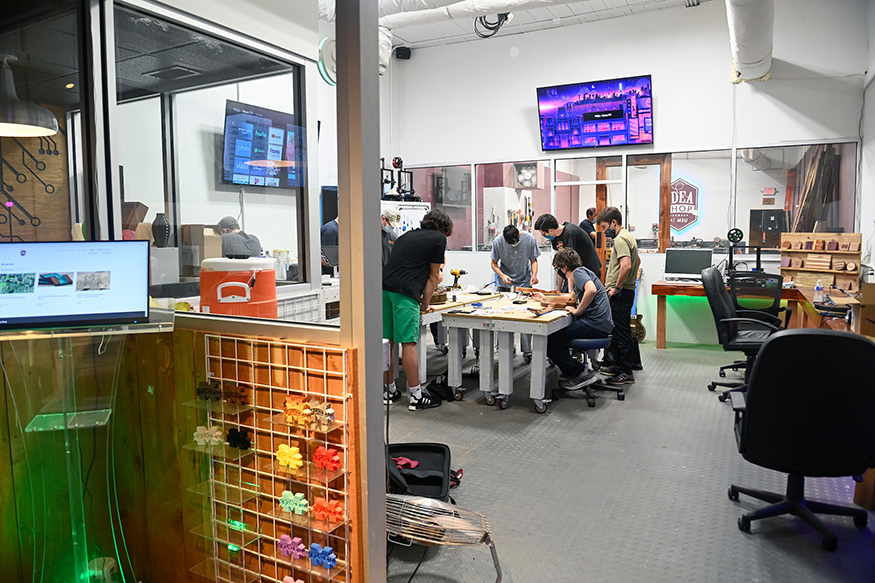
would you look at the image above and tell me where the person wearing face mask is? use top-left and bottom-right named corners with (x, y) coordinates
top-left (381, 208), bottom-right (401, 266)
top-left (534, 213), bottom-right (601, 292)
top-left (595, 206), bottom-right (642, 385)
top-left (488, 224), bottom-right (540, 358)
top-left (530, 248), bottom-right (612, 393)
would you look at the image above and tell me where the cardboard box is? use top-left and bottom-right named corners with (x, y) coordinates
top-left (180, 224), bottom-right (222, 276)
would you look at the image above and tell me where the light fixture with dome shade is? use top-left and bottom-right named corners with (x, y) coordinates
top-left (0, 53), bottom-right (59, 137)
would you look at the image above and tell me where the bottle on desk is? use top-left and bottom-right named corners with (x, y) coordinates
top-left (814, 279), bottom-right (824, 303)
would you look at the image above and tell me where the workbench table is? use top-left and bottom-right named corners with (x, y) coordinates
top-left (442, 295), bottom-right (571, 413)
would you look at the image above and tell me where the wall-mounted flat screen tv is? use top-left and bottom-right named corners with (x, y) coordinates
top-left (0, 241), bottom-right (149, 331)
top-left (537, 75), bottom-right (653, 151)
top-left (221, 100), bottom-right (304, 189)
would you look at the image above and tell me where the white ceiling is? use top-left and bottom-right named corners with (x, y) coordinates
top-left (391, 0), bottom-right (712, 49)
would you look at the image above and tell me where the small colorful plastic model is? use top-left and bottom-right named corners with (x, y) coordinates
top-left (283, 397), bottom-right (312, 426)
top-left (308, 400), bottom-right (336, 428)
top-left (279, 490), bottom-right (309, 515)
top-left (308, 543), bottom-right (337, 569)
top-left (192, 425), bottom-right (223, 446)
top-left (311, 498), bottom-right (344, 523)
top-left (275, 444), bottom-right (304, 469)
top-left (313, 446), bottom-right (342, 471)
top-left (196, 379), bottom-right (222, 401)
top-left (226, 427), bottom-right (251, 450)
top-left (222, 383), bottom-right (249, 405)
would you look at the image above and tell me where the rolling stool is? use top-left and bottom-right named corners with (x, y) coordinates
top-left (553, 336), bottom-right (624, 407)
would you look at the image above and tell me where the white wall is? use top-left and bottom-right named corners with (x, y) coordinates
top-left (862, 0), bottom-right (875, 270)
top-left (116, 97), bottom-right (165, 224)
top-left (172, 74), bottom-right (299, 255)
top-left (384, 0), bottom-right (869, 344)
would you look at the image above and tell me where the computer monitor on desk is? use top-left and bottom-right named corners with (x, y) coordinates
top-left (664, 248), bottom-right (713, 281)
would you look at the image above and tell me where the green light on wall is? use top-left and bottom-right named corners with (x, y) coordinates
top-left (228, 519), bottom-right (245, 531)
top-left (228, 543), bottom-right (241, 552)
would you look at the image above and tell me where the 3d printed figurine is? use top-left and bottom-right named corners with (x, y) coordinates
top-left (289, 536), bottom-right (306, 559)
top-left (279, 490), bottom-right (309, 515)
top-left (196, 379), bottom-right (222, 401)
top-left (222, 383), bottom-right (249, 405)
top-left (308, 400), bottom-right (336, 428)
top-left (311, 498), bottom-right (344, 523)
top-left (193, 425), bottom-right (223, 446)
top-left (313, 446), bottom-right (341, 472)
top-left (226, 427), bottom-right (251, 450)
top-left (151, 212), bottom-right (171, 248)
top-left (275, 444), bottom-right (304, 469)
top-left (308, 543), bottom-right (337, 569)
top-left (283, 397), bottom-right (312, 426)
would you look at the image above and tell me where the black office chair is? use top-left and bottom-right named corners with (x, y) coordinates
top-left (728, 329), bottom-right (875, 551)
top-left (716, 271), bottom-right (788, 379)
top-left (701, 267), bottom-right (780, 400)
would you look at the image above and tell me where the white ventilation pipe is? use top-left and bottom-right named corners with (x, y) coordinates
top-left (724, 0), bottom-right (774, 82)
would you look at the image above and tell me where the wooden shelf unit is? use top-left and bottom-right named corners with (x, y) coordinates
top-left (779, 232), bottom-right (862, 290)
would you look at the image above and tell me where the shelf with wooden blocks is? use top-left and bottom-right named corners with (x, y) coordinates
top-left (779, 232), bottom-right (862, 291)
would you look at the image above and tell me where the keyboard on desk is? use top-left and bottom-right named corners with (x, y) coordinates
top-left (664, 277), bottom-right (703, 283)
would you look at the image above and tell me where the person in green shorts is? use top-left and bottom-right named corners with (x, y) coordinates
top-left (383, 209), bottom-right (454, 411)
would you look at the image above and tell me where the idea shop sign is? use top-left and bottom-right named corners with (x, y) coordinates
top-left (670, 178), bottom-right (699, 231)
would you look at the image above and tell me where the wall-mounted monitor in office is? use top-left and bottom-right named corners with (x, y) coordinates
top-left (0, 241), bottom-right (149, 331)
top-left (537, 75), bottom-right (653, 151)
top-left (221, 99), bottom-right (304, 190)
top-left (664, 248), bottom-right (713, 281)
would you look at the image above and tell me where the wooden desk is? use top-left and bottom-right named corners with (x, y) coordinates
top-left (442, 296), bottom-right (570, 412)
top-left (650, 282), bottom-right (807, 349)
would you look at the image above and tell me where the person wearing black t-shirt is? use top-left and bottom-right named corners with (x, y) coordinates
top-left (579, 207), bottom-right (597, 242)
top-left (535, 213), bottom-right (601, 292)
top-left (383, 209), bottom-right (454, 411)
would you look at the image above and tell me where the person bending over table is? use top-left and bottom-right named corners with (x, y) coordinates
top-left (595, 206), bottom-right (642, 385)
top-left (383, 209), bottom-right (454, 411)
top-left (534, 213), bottom-right (601, 292)
top-left (473, 225), bottom-right (542, 359)
top-left (532, 248), bottom-right (613, 393)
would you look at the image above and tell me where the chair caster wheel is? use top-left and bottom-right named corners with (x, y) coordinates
top-left (483, 393), bottom-right (496, 406)
top-left (439, 345), bottom-right (448, 355)
top-left (719, 370), bottom-right (726, 378)
top-left (822, 536), bottom-right (837, 552)
top-left (854, 514), bottom-right (868, 528)
top-left (453, 388), bottom-right (464, 401)
top-left (534, 400), bottom-right (548, 414)
top-left (587, 399), bottom-right (596, 408)
top-left (708, 383), bottom-right (717, 392)
top-left (728, 487), bottom-right (739, 501)
top-left (718, 394), bottom-right (728, 402)
top-left (617, 392), bottom-right (625, 401)
top-left (738, 516), bottom-right (751, 532)
top-left (497, 396), bottom-right (509, 410)
top-left (524, 354), bottom-right (532, 364)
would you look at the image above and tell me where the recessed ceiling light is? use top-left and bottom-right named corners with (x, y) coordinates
top-left (65, 83), bottom-right (75, 89)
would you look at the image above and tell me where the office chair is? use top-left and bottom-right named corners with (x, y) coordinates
top-left (701, 267), bottom-right (780, 400)
top-left (716, 270), bottom-right (788, 379)
top-left (728, 329), bottom-right (875, 551)
top-left (551, 336), bottom-right (622, 407)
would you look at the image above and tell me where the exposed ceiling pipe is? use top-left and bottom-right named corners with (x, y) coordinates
top-left (724, 0), bottom-right (774, 82)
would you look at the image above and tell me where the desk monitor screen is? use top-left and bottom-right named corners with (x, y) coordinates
top-left (0, 241), bottom-right (149, 331)
top-left (321, 245), bottom-right (339, 268)
top-left (665, 248), bottom-right (713, 279)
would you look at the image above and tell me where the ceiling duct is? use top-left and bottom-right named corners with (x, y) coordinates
top-left (724, 0), bottom-right (774, 82)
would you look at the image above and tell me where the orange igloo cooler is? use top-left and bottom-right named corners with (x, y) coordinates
top-left (199, 257), bottom-right (277, 318)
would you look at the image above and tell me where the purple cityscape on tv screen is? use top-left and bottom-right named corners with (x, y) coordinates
top-left (537, 75), bottom-right (653, 151)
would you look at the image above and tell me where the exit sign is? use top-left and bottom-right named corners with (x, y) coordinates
top-left (763, 187), bottom-right (777, 195)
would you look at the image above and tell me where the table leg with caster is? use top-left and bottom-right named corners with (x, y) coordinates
top-left (479, 329), bottom-right (495, 402)
top-left (496, 331), bottom-right (514, 408)
top-left (447, 326), bottom-right (465, 401)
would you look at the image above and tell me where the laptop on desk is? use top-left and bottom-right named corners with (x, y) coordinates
top-left (664, 248), bottom-right (713, 282)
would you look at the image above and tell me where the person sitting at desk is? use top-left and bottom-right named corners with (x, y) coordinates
top-left (218, 216), bottom-right (261, 258)
top-left (320, 216), bottom-right (339, 275)
top-left (532, 249), bottom-right (613, 392)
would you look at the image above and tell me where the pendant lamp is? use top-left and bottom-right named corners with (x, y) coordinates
top-left (0, 54), bottom-right (59, 137)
